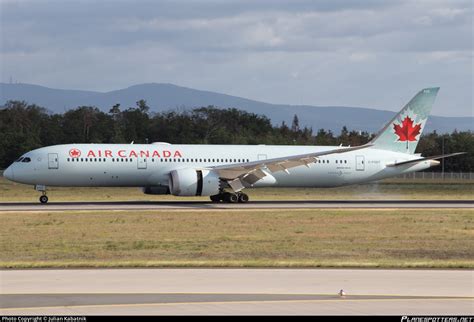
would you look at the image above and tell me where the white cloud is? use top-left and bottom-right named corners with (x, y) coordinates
top-left (0, 0), bottom-right (472, 116)
top-left (349, 52), bottom-right (376, 62)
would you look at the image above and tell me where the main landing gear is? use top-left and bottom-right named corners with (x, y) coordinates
top-left (210, 192), bottom-right (249, 203)
top-left (35, 185), bottom-right (48, 204)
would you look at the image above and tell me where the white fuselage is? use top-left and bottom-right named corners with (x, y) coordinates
top-left (4, 143), bottom-right (431, 190)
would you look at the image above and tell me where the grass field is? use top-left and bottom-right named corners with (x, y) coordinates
top-left (0, 176), bottom-right (473, 202)
top-left (1, 209), bottom-right (472, 269)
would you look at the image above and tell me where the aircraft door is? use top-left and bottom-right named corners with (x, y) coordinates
top-left (48, 153), bottom-right (59, 169)
top-left (258, 154), bottom-right (267, 161)
top-left (137, 157), bottom-right (147, 169)
top-left (355, 155), bottom-right (365, 171)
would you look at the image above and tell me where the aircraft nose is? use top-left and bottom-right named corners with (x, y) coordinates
top-left (3, 166), bottom-right (14, 181)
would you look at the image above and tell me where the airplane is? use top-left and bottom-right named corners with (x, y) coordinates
top-left (2, 87), bottom-right (465, 204)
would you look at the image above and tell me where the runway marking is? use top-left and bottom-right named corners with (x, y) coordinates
top-left (1, 292), bottom-right (473, 297)
top-left (0, 200), bottom-right (472, 212)
top-left (1, 297), bottom-right (472, 312)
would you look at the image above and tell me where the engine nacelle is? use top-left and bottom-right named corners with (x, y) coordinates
top-left (169, 168), bottom-right (220, 196)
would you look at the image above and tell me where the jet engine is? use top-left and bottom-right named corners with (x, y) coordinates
top-left (169, 168), bottom-right (221, 196)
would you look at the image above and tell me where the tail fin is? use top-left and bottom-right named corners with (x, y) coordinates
top-left (369, 87), bottom-right (439, 154)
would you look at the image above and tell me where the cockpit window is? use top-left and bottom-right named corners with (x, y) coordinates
top-left (21, 157), bottom-right (31, 163)
top-left (16, 157), bottom-right (24, 162)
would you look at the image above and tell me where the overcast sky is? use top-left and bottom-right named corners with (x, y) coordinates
top-left (1, 0), bottom-right (472, 116)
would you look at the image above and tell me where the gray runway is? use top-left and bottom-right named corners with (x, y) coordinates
top-left (1, 269), bottom-right (472, 315)
top-left (0, 199), bottom-right (473, 211)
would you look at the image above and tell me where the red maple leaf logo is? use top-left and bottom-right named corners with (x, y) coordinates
top-left (69, 148), bottom-right (81, 158)
top-left (393, 116), bottom-right (422, 142)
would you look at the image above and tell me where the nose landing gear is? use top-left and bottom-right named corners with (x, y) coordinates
top-left (39, 194), bottom-right (49, 204)
top-left (35, 185), bottom-right (48, 204)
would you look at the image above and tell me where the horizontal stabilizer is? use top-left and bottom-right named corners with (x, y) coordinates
top-left (386, 152), bottom-right (466, 167)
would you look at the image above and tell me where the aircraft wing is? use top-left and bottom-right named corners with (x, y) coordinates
top-left (386, 152), bottom-right (466, 167)
top-left (211, 144), bottom-right (373, 191)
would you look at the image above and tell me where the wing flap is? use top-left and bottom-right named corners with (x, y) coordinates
top-left (213, 143), bottom-right (372, 180)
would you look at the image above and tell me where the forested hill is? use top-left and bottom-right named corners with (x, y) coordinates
top-left (1, 83), bottom-right (472, 134)
top-left (0, 100), bottom-right (472, 171)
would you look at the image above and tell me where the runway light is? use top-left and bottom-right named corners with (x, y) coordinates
top-left (338, 289), bottom-right (346, 297)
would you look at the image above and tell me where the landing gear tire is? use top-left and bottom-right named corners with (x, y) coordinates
top-left (211, 191), bottom-right (248, 203)
top-left (238, 193), bottom-right (249, 203)
top-left (224, 192), bottom-right (238, 203)
top-left (39, 195), bottom-right (49, 204)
